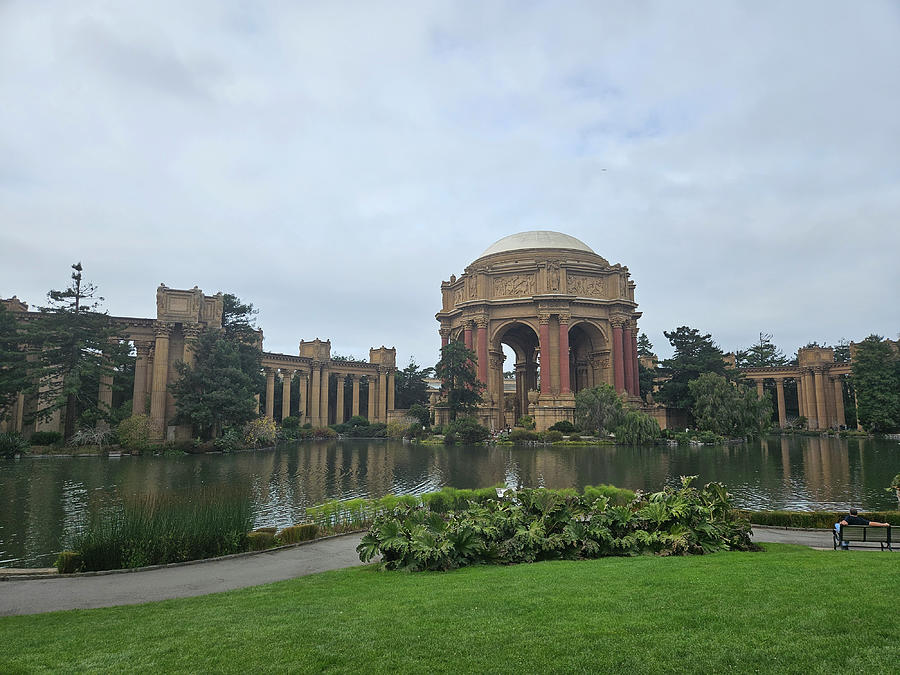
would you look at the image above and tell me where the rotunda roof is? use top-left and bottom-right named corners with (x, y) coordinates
top-left (479, 231), bottom-right (594, 258)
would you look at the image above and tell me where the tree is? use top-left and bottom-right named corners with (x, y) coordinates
top-left (25, 263), bottom-right (129, 441)
top-left (735, 333), bottom-right (789, 368)
top-left (170, 294), bottom-right (265, 439)
top-left (0, 303), bottom-right (31, 421)
top-left (636, 332), bottom-right (654, 358)
top-left (574, 384), bottom-right (624, 435)
top-left (434, 341), bottom-right (483, 421)
top-left (688, 372), bottom-right (771, 439)
top-left (614, 409), bottom-right (661, 445)
top-left (851, 335), bottom-right (900, 432)
top-left (656, 326), bottom-right (730, 413)
top-left (394, 358), bottom-right (434, 409)
top-left (638, 362), bottom-right (655, 401)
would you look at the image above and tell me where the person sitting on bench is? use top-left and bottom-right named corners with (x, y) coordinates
top-left (835, 509), bottom-right (890, 550)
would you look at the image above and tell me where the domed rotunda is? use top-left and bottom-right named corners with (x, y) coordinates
top-left (436, 231), bottom-right (642, 430)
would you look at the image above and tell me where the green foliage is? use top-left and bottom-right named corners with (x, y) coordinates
top-left (386, 420), bottom-right (409, 438)
top-left (29, 430), bottom-right (63, 446)
top-left (744, 510), bottom-right (900, 529)
top-left (443, 431), bottom-right (457, 445)
top-left (636, 332), bottom-right (654, 357)
top-left (214, 428), bottom-right (244, 452)
top-left (277, 523), bottom-right (319, 544)
top-left (574, 384), bottom-right (624, 435)
top-left (333, 416), bottom-right (386, 438)
top-left (67, 486), bottom-right (253, 571)
top-left (735, 332), bottom-right (789, 368)
top-left (0, 303), bottom-right (31, 420)
top-left (0, 431), bottom-right (29, 458)
top-left (394, 359), bottom-right (434, 409)
top-left (517, 415), bottom-right (535, 430)
top-left (582, 484), bottom-right (636, 506)
top-left (567, 434), bottom-right (581, 442)
top-left (247, 531), bottom-right (277, 551)
top-left (54, 551), bottom-right (84, 574)
top-left (68, 427), bottom-right (113, 449)
top-left (614, 410), bottom-right (661, 445)
top-left (656, 326), bottom-right (731, 413)
top-left (509, 428), bottom-right (540, 442)
top-left (311, 426), bottom-right (338, 439)
top-left (435, 341), bottom-right (484, 421)
top-left (548, 420), bottom-right (575, 433)
top-left (243, 417), bottom-right (277, 447)
top-left (689, 372), bottom-right (771, 439)
top-left (446, 416), bottom-right (490, 444)
top-left (852, 335), bottom-right (900, 432)
top-left (281, 416), bottom-right (300, 430)
top-left (407, 403), bottom-right (430, 428)
top-left (117, 415), bottom-right (152, 452)
top-left (357, 479), bottom-right (754, 571)
top-left (638, 361), bottom-right (655, 401)
top-left (540, 429), bottom-right (564, 443)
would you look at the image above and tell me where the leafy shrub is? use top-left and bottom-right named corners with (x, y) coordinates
top-left (742, 510), bottom-right (900, 529)
top-left (214, 428), bottom-right (244, 452)
top-left (443, 431), bottom-right (457, 445)
top-left (568, 434), bottom-right (581, 442)
top-left (541, 430), bottom-right (564, 443)
top-left (55, 551), bottom-right (83, 574)
top-left (30, 431), bottom-right (63, 446)
top-left (312, 427), bottom-right (338, 439)
top-left (583, 484), bottom-right (636, 506)
top-left (517, 415), bottom-right (535, 430)
top-left (549, 420), bottom-right (576, 433)
top-left (0, 431), bottom-right (29, 458)
top-left (614, 410), bottom-right (661, 445)
top-left (386, 420), bottom-right (409, 439)
top-left (117, 415), bottom-right (152, 452)
top-left (432, 424), bottom-right (444, 435)
top-left (243, 417), bottom-right (277, 447)
top-left (696, 430), bottom-right (724, 444)
top-left (357, 478), bottom-right (754, 572)
top-left (408, 403), bottom-right (431, 428)
top-left (68, 427), bottom-right (113, 449)
top-left (447, 417), bottom-right (490, 444)
top-left (247, 531), bottom-right (276, 550)
top-left (252, 527), bottom-right (277, 534)
top-left (509, 429), bottom-right (539, 443)
top-left (281, 416), bottom-right (300, 430)
top-left (277, 523), bottom-right (319, 544)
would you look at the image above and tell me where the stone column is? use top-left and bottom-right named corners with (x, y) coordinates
top-left (335, 374), bottom-right (345, 424)
top-left (802, 370), bottom-right (816, 428)
top-left (833, 376), bottom-right (846, 428)
top-left (265, 368), bottom-right (276, 420)
top-left (132, 340), bottom-right (152, 416)
top-left (538, 314), bottom-right (551, 395)
top-left (611, 318), bottom-right (625, 394)
top-left (367, 375), bottom-right (376, 422)
top-left (622, 324), bottom-right (634, 396)
top-left (387, 371), bottom-right (395, 412)
top-left (182, 323), bottom-right (201, 368)
top-left (378, 368), bottom-right (388, 422)
top-left (255, 393), bottom-right (260, 415)
top-left (558, 313), bottom-right (571, 394)
top-left (775, 378), bottom-right (786, 428)
top-left (281, 369), bottom-right (293, 421)
top-left (351, 375), bottom-right (361, 418)
top-left (320, 366), bottom-right (330, 426)
top-left (476, 317), bottom-right (489, 386)
top-left (756, 379), bottom-right (764, 399)
top-left (464, 322), bottom-right (473, 351)
top-left (631, 330), bottom-right (640, 398)
top-left (515, 362), bottom-right (527, 422)
top-left (814, 367), bottom-right (827, 430)
top-left (440, 328), bottom-right (450, 349)
top-left (14, 392), bottom-right (25, 433)
top-left (149, 322), bottom-right (171, 440)
top-left (98, 342), bottom-right (114, 430)
top-left (310, 363), bottom-right (321, 426)
top-left (795, 376), bottom-right (803, 425)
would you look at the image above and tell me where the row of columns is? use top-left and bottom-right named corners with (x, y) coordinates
top-left (263, 366), bottom-right (394, 427)
top-left (611, 316), bottom-right (640, 398)
top-left (752, 372), bottom-right (847, 430)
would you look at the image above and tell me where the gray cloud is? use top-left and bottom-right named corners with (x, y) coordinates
top-left (1, 0), bottom-right (897, 365)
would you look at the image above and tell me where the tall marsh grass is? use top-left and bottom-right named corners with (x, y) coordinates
top-left (69, 486), bottom-right (253, 571)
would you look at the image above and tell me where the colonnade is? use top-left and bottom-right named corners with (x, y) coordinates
top-left (746, 369), bottom-right (848, 430)
top-left (261, 364), bottom-right (394, 427)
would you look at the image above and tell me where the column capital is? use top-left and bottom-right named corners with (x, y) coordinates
top-left (281, 368), bottom-right (295, 377)
top-left (439, 328), bottom-right (451, 339)
top-left (134, 340), bottom-right (154, 356)
top-left (774, 377), bottom-right (784, 384)
top-left (609, 314), bottom-right (628, 329)
top-left (538, 313), bottom-right (551, 325)
top-left (183, 322), bottom-right (202, 339)
top-left (475, 315), bottom-right (489, 329)
top-left (557, 312), bottom-right (571, 325)
top-left (153, 321), bottom-right (172, 338)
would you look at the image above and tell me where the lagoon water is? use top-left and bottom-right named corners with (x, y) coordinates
top-left (2, 435), bottom-right (898, 567)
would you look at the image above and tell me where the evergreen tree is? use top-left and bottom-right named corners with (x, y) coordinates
top-left (435, 341), bottom-right (483, 421)
top-left (636, 332), bottom-right (654, 357)
top-left (0, 303), bottom-right (31, 421)
top-left (688, 372), bottom-right (771, 438)
top-left (394, 358), bottom-right (434, 409)
top-left (25, 263), bottom-right (129, 440)
top-left (735, 332), bottom-right (789, 368)
top-left (851, 335), bottom-right (900, 432)
top-left (656, 326), bottom-right (730, 413)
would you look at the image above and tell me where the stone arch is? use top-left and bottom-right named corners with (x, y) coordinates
top-left (491, 320), bottom-right (541, 427)
top-left (567, 320), bottom-right (611, 393)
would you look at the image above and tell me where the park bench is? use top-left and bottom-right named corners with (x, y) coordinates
top-left (833, 524), bottom-right (893, 551)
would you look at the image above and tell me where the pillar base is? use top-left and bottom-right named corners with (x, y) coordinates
top-left (529, 395), bottom-right (576, 431)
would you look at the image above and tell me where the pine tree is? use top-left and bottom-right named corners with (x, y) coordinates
top-left (435, 341), bottom-right (483, 421)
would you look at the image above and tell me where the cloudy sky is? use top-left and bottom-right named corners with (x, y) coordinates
top-left (2, 1), bottom-right (898, 366)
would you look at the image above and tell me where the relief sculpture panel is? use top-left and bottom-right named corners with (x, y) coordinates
top-left (566, 274), bottom-right (606, 298)
top-left (493, 273), bottom-right (536, 298)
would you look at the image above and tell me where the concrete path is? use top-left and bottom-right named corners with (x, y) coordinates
top-left (0, 527), bottom-right (878, 617)
top-left (0, 533), bottom-right (367, 617)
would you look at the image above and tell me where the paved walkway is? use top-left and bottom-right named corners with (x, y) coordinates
top-left (0, 527), bottom-right (871, 617)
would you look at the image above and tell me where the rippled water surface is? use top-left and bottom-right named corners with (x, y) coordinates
top-left (2, 435), bottom-right (898, 567)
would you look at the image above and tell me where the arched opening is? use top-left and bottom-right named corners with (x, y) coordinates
top-left (491, 321), bottom-right (540, 428)
top-left (567, 321), bottom-right (609, 394)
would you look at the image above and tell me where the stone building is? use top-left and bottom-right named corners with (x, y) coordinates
top-left (1, 285), bottom-right (397, 440)
top-left (435, 231), bottom-right (642, 431)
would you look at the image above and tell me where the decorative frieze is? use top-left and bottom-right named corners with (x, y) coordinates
top-left (493, 273), bottom-right (536, 298)
top-left (566, 274), bottom-right (606, 297)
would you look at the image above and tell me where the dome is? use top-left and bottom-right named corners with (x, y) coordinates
top-left (479, 231), bottom-right (594, 258)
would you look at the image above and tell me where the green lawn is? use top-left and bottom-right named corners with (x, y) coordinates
top-left (2, 544), bottom-right (897, 674)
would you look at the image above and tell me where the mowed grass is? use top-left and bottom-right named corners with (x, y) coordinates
top-left (2, 544), bottom-right (898, 674)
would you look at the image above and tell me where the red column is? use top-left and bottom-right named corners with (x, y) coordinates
top-left (623, 327), bottom-right (634, 396)
top-left (631, 331), bottom-right (640, 397)
top-left (539, 317), bottom-right (551, 395)
top-left (441, 334), bottom-right (448, 348)
top-left (464, 323), bottom-right (473, 350)
top-left (558, 317), bottom-right (571, 394)
top-left (612, 322), bottom-right (625, 394)
top-left (477, 322), bottom-right (488, 386)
